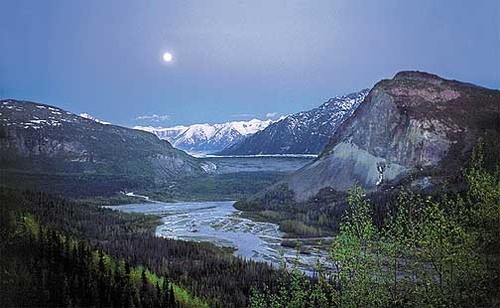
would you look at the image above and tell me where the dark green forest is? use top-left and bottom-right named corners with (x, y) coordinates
top-left (1, 214), bottom-right (178, 307)
top-left (0, 187), bottom-right (284, 307)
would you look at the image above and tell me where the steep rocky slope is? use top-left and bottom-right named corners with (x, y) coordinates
top-left (0, 100), bottom-right (205, 186)
top-left (284, 71), bottom-right (500, 201)
top-left (219, 90), bottom-right (369, 155)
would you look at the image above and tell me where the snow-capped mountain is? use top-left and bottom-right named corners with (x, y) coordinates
top-left (134, 119), bottom-right (273, 155)
top-left (219, 89), bottom-right (369, 155)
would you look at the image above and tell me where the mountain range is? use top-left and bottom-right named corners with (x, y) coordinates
top-left (136, 89), bottom-right (369, 156)
top-left (134, 119), bottom-right (273, 155)
top-left (282, 71), bottom-right (500, 201)
top-left (0, 99), bottom-right (206, 195)
top-left (219, 90), bottom-right (369, 155)
top-left (2, 71), bottom-right (498, 201)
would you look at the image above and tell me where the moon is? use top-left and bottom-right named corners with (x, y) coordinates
top-left (162, 52), bottom-right (173, 63)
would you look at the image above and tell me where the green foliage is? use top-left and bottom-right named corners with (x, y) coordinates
top-left (329, 185), bottom-right (388, 307)
top-left (249, 257), bottom-right (315, 308)
top-left (0, 212), bottom-right (183, 307)
top-left (250, 142), bottom-right (500, 307)
top-left (464, 141), bottom-right (500, 252)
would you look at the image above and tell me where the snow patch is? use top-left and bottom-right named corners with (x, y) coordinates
top-left (80, 113), bottom-right (111, 125)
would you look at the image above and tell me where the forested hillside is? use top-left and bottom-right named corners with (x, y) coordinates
top-left (0, 215), bottom-right (181, 307)
top-left (249, 143), bottom-right (500, 307)
top-left (0, 99), bottom-right (205, 197)
top-left (0, 188), bottom-right (287, 307)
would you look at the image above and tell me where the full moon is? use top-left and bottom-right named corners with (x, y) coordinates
top-left (162, 52), bottom-right (173, 62)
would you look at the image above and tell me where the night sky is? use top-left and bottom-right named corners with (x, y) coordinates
top-left (1, 0), bottom-right (498, 126)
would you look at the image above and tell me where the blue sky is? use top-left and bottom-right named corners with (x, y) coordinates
top-left (1, 0), bottom-right (499, 126)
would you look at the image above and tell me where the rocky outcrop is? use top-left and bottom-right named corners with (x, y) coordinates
top-left (284, 71), bottom-right (500, 201)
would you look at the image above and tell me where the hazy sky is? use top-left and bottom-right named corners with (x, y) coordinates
top-left (1, 0), bottom-right (499, 126)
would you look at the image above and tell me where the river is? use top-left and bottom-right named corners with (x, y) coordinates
top-left (105, 155), bottom-right (332, 274)
top-left (105, 199), bottom-right (331, 275)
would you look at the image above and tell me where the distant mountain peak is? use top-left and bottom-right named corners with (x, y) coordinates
top-left (134, 118), bottom-right (273, 154)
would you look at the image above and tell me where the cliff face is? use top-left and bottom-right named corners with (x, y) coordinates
top-left (285, 71), bottom-right (500, 201)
